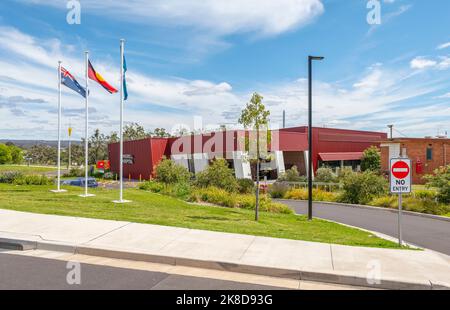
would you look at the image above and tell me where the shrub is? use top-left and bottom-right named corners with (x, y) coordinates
top-left (413, 189), bottom-right (437, 200)
top-left (63, 167), bottom-right (84, 177)
top-left (339, 171), bottom-right (387, 205)
top-left (12, 175), bottom-right (53, 185)
top-left (237, 178), bottom-right (255, 194)
top-left (284, 188), bottom-right (339, 202)
top-left (337, 167), bottom-right (353, 182)
top-left (103, 172), bottom-right (117, 180)
top-left (315, 167), bottom-right (337, 183)
top-left (191, 187), bottom-right (237, 208)
top-left (8, 145), bottom-right (23, 164)
top-left (361, 146), bottom-right (381, 173)
top-left (194, 159), bottom-right (238, 192)
top-left (278, 165), bottom-right (306, 182)
top-left (370, 195), bottom-right (450, 216)
top-left (424, 165), bottom-right (450, 204)
top-left (155, 158), bottom-right (191, 184)
top-left (268, 182), bottom-right (289, 198)
top-left (139, 180), bottom-right (164, 193)
top-left (171, 182), bottom-right (192, 199)
top-left (0, 171), bottom-right (24, 183)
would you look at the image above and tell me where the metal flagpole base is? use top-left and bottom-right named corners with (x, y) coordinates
top-left (79, 194), bottom-right (96, 197)
top-left (112, 199), bottom-right (132, 204)
top-left (50, 189), bottom-right (67, 193)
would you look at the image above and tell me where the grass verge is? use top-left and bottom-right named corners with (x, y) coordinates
top-left (0, 183), bottom-right (403, 249)
top-left (0, 164), bottom-right (57, 174)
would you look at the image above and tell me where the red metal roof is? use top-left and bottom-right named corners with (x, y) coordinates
top-left (318, 152), bottom-right (364, 161)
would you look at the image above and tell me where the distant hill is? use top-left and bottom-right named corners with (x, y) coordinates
top-left (0, 140), bottom-right (82, 149)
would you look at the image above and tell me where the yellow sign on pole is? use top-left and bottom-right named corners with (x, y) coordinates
top-left (68, 127), bottom-right (73, 137)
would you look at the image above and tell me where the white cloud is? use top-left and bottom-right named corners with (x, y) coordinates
top-left (21, 0), bottom-right (324, 37)
top-left (410, 57), bottom-right (437, 69)
top-left (437, 42), bottom-right (450, 50)
top-left (434, 92), bottom-right (450, 99)
top-left (0, 27), bottom-right (449, 139)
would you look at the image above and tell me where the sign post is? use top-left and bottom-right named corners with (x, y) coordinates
top-left (390, 158), bottom-right (412, 246)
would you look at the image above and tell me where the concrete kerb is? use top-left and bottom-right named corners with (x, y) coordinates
top-left (276, 199), bottom-right (450, 223)
top-left (0, 236), bottom-right (446, 290)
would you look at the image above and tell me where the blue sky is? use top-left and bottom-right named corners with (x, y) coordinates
top-left (0, 0), bottom-right (449, 140)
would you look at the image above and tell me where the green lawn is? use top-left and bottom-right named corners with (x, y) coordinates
top-left (0, 183), bottom-right (404, 249)
top-left (0, 164), bottom-right (57, 174)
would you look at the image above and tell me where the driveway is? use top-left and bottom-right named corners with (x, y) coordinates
top-left (278, 200), bottom-right (450, 255)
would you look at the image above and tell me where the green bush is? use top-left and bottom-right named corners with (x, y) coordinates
top-left (8, 145), bottom-right (23, 164)
top-left (268, 182), bottom-right (290, 198)
top-left (237, 178), bottom-right (255, 194)
top-left (361, 146), bottom-right (381, 173)
top-left (339, 171), bottom-right (387, 205)
top-left (315, 167), bottom-right (337, 183)
top-left (155, 158), bottom-right (191, 184)
top-left (413, 189), bottom-right (437, 200)
top-left (278, 165), bottom-right (306, 182)
top-left (424, 165), bottom-right (450, 204)
top-left (12, 175), bottom-right (53, 185)
top-left (337, 167), bottom-right (354, 182)
top-left (139, 180), bottom-right (164, 193)
top-left (194, 159), bottom-right (238, 192)
top-left (0, 171), bottom-right (24, 183)
top-left (171, 182), bottom-right (192, 199)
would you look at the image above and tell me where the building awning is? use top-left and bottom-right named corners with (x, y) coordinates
top-left (318, 152), bottom-right (364, 161)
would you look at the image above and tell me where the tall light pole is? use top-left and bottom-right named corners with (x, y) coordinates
top-left (308, 55), bottom-right (324, 221)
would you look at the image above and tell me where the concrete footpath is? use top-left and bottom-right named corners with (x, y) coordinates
top-left (0, 209), bottom-right (449, 290)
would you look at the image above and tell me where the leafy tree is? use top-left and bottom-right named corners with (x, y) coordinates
top-left (89, 129), bottom-right (108, 164)
top-left (108, 131), bottom-right (119, 144)
top-left (195, 158), bottom-right (238, 193)
top-left (7, 144), bottom-right (23, 164)
top-left (238, 92), bottom-right (270, 221)
top-left (0, 143), bottom-right (12, 164)
top-left (151, 128), bottom-right (171, 138)
top-left (361, 146), bottom-right (381, 173)
top-left (123, 122), bottom-right (150, 141)
top-left (25, 144), bottom-right (56, 165)
top-left (425, 165), bottom-right (450, 204)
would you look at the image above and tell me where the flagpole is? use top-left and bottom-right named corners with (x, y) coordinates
top-left (113, 39), bottom-right (130, 204)
top-left (80, 51), bottom-right (95, 198)
top-left (52, 61), bottom-right (66, 193)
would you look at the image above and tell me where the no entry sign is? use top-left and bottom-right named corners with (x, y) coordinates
top-left (390, 158), bottom-right (411, 193)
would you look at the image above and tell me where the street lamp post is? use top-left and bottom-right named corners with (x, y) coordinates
top-left (308, 55), bottom-right (324, 221)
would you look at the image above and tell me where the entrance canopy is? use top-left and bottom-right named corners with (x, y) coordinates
top-left (318, 152), bottom-right (363, 161)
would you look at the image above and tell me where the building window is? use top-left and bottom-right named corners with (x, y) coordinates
top-left (426, 146), bottom-right (433, 161)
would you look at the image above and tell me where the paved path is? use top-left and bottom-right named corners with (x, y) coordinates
top-left (0, 209), bottom-right (449, 289)
top-left (278, 200), bottom-right (450, 255)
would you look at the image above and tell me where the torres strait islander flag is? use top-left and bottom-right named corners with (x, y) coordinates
top-left (88, 60), bottom-right (118, 94)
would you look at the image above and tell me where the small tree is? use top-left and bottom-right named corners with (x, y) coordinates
top-left (278, 166), bottom-right (306, 182)
top-left (361, 146), bottom-right (381, 173)
top-left (0, 143), bottom-right (12, 164)
top-left (155, 158), bottom-right (191, 184)
top-left (195, 158), bottom-right (238, 193)
top-left (238, 93), bottom-right (270, 221)
top-left (425, 165), bottom-right (450, 204)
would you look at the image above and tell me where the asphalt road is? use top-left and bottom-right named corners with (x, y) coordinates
top-left (0, 252), bottom-right (285, 290)
top-left (278, 200), bottom-right (450, 255)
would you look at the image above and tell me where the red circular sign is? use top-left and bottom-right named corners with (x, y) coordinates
top-left (391, 161), bottom-right (410, 179)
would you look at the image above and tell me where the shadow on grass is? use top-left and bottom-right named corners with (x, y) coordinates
top-left (187, 215), bottom-right (241, 222)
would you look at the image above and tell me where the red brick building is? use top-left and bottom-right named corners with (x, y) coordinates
top-left (380, 137), bottom-right (450, 184)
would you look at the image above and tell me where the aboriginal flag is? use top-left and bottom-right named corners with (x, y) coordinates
top-left (88, 60), bottom-right (118, 94)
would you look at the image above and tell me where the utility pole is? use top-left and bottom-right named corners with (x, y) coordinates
top-left (388, 124), bottom-right (393, 139)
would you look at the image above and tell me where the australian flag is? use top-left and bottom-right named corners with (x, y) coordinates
top-left (61, 67), bottom-right (87, 98)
